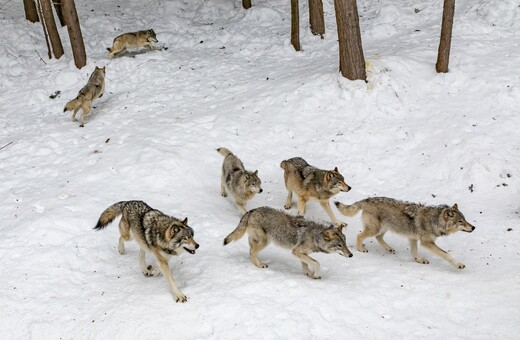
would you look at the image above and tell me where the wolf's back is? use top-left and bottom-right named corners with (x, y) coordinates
top-left (94, 201), bottom-right (127, 230)
top-left (280, 157), bottom-right (308, 171)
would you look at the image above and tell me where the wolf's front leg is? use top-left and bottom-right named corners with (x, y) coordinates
top-left (320, 200), bottom-right (343, 226)
top-left (293, 249), bottom-right (321, 279)
top-left (139, 250), bottom-right (160, 276)
top-left (421, 241), bottom-right (465, 269)
top-left (153, 251), bottom-right (188, 302)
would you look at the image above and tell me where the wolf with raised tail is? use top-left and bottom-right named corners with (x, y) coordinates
top-left (107, 29), bottom-right (159, 58)
top-left (224, 206), bottom-right (352, 279)
top-left (94, 200), bottom-right (199, 302)
top-left (63, 66), bottom-right (105, 127)
top-left (217, 147), bottom-right (262, 215)
top-left (335, 197), bottom-right (475, 269)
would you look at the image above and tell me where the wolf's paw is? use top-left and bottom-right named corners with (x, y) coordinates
top-left (143, 265), bottom-right (160, 277)
top-left (256, 263), bottom-right (268, 269)
top-left (456, 263), bottom-right (465, 270)
top-left (387, 248), bottom-right (396, 254)
top-left (284, 203), bottom-right (291, 210)
top-left (175, 294), bottom-right (188, 303)
top-left (221, 192), bottom-right (227, 197)
top-left (415, 257), bottom-right (429, 264)
top-left (118, 247), bottom-right (126, 255)
top-left (71, 117), bottom-right (77, 122)
top-left (79, 124), bottom-right (84, 128)
top-left (306, 273), bottom-right (321, 280)
top-left (357, 245), bottom-right (368, 253)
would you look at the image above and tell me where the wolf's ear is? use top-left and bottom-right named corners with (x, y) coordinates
top-left (444, 209), bottom-right (455, 219)
top-left (325, 172), bottom-right (334, 181)
top-left (452, 203), bottom-right (458, 210)
top-left (181, 217), bottom-right (188, 225)
top-left (323, 229), bottom-right (334, 240)
top-left (253, 170), bottom-right (258, 175)
top-left (167, 225), bottom-right (180, 239)
top-left (333, 167), bottom-right (339, 173)
top-left (337, 223), bottom-right (346, 233)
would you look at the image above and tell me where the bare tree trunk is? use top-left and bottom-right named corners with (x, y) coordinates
top-left (242, 0), bottom-right (251, 9)
top-left (23, 0), bottom-right (39, 23)
top-left (41, 0), bottom-right (64, 58)
top-left (53, 0), bottom-right (66, 27)
top-left (308, 0), bottom-right (325, 38)
top-left (436, 0), bottom-right (455, 73)
top-left (291, 0), bottom-right (301, 51)
top-left (36, 0), bottom-right (52, 58)
top-left (334, 0), bottom-right (366, 81)
top-left (62, 0), bottom-right (86, 69)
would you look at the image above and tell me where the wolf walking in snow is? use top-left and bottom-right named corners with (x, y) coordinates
top-left (94, 200), bottom-right (199, 302)
top-left (63, 66), bottom-right (105, 127)
top-left (335, 197), bottom-right (475, 269)
top-left (280, 157), bottom-right (351, 225)
top-left (224, 207), bottom-right (352, 279)
top-left (107, 29), bottom-right (159, 58)
top-left (217, 147), bottom-right (262, 215)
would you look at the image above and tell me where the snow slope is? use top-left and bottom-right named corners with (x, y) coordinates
top-left (0, 0), bottom-right (519, 338)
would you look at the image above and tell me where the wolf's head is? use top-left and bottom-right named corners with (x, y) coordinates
top-left (324, 167), bottom-right (351, 194)
top-left (166, 217), bottom-right (199, 255)
top-left (147, 29), bottom-right (158, 43)
top-left (244, 170), bottom-right (263, 194)
top-left (441, 204), bottom-right (475, 235)
top-left (321, 224), bottom-right (353, 257)
top-left (94, 66), bottom-right (106, 76)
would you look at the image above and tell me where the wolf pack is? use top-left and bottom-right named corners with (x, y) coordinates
top-left (71, 30), bottom-right (476, 303)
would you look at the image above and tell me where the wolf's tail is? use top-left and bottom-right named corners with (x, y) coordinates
top-left (94, 201), bottom-right (126, 230)
top-left (63, 98), bottom-right (80, 112)
top-left (217, 147), bottom-right (233, 157)
top-left (334, 201), bottom-right (362, 217)
top-left (223, 212), bottom-right (251, 245)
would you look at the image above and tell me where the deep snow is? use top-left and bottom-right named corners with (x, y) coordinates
top-left (0, 0), bottom-right (519, 338)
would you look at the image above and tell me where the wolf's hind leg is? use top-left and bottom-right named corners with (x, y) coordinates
top-left (284, 190), bottom-right (293, 210)
top-left (249, 234), bottom-right (268, 268)
top-left (118, 219), bottom-right (131, 254)
top-left (375, 232), bottom-right (395, 253)
top-left (409, 239), bottom-right (429, 264)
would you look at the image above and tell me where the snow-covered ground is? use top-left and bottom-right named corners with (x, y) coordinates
top-left (1, 0), bottom-right (519, 338)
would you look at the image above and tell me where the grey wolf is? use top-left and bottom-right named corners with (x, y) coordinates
top-left (223, 206), bottom-right (352, 279)
top-left (64, 66), bottom-right (105, 127)
top-left (94, 200), bottom-right (199, 302)
top-left (217, 147), bottom-right (262, 215)
top-left (335, 197), bottom-right (475, 269)
top-left (107, 29), bottom-right (158, 58)
top-left (280, 157), bottom-right (351, 225)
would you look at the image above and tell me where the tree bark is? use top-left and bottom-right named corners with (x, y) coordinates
top-left (308, 0), bottom-right (325, 38)
top-left (291, 0), bottom-right (301, 51)
top-left (436, 0), bottom-right (455, 73)
top-left (334, 0), bottom-right (366, 81)
top-left (53, 0), bottom-right (66, 27)
top-left (41, 0), bottom-right (64, 58)
top-left (242, 0), bottom-right (251, 9)
top-left (62, 0), bottom-right (86, 69)
top-left (23, 0), bottom-right (39, 23)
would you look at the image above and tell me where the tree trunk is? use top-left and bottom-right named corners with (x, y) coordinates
top-left (291, 0), bottom-right (301, 51)
top-left (242, 0), bottom-right (251, 9)
top-left (436, 0), bottom-right (455, 73)
top-left (41, 0), bottom-right (64, 58)
top-left (53, 0), bottom-right (66, 27)
top-left (334, 0), bottom-right (366, 81)
top-left (62, 0), bottom-right (86, 69)
top-left (36, 0), bottom-right (52, 58)
top-left (308, 0), bottom-right (325, 38)
top-left (23, 0), bottom-right (39, 23)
